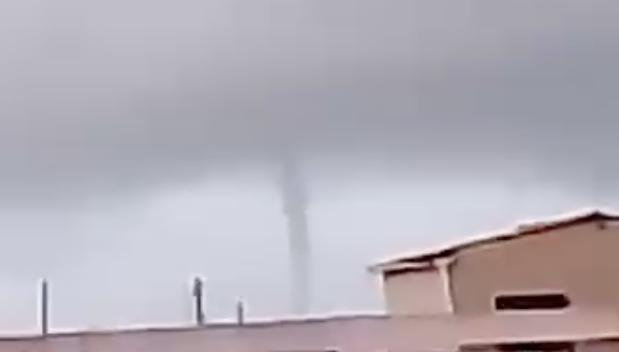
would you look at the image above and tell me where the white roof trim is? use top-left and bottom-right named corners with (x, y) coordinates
top-left (369, 207), bottom-right (619, 274)
top-left (369, 260), bottom-right (435, 274)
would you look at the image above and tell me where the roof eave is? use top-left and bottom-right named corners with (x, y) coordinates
top-left (368, 261), bottom-right (431, 274)
top-left (368, 256), bottom-right (454, 275)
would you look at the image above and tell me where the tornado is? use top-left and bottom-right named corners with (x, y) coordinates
top-left (279, 156), bottom-right (311, 315)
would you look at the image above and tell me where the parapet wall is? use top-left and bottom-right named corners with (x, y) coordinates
top-left (0, 311), bottom-right (616, 352)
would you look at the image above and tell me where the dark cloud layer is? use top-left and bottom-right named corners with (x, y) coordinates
top-left (0, 0), bottom-right (617, 202)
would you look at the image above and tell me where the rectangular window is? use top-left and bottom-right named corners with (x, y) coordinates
top-left (494, 293), bottom-right (570, 310)
top-left (271, 350), bottom-right (339, 352)
top-left (497, 342), bottom-right (574, 352)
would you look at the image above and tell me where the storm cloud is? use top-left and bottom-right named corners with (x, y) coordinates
top-left (0, 0), bottom-right (616, 202)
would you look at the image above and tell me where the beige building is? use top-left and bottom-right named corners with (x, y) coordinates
top-left (4, 208), bottom-right (619, 352)
top-left (372, 208), bottom-right (619, 318)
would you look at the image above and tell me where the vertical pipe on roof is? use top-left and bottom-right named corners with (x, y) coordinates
top-left (40, 279), bottom-right (49, 336)
top-left (192, 277), bottom-right (205, 325)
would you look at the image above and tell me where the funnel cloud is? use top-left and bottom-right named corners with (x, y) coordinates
top-left (280, 156), bottom-right (311, 315)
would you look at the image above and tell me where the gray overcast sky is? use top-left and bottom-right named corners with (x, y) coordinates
top-left (0, 0), bottom-right (617, 331)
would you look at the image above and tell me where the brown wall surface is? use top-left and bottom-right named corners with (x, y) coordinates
top-left (449, 222), bottom-right (619, 315)
top-left (579, 340), bottom-right (619, 352)
top-left (0, 316), bottom-right (458, 352)
top-left (383, 268), bottom-right (451, 315)
top-left (0, 310), bottom-right (616, 352)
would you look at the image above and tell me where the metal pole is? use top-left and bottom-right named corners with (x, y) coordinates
top-left (192, 277), bottom-right (205, 325)
top-left (40, 279), bottom-right (49, 336)
top-left (236, 299), bottom-right (246, 325)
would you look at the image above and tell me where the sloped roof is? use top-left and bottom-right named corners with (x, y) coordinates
top-left (371, 208), bottom-right (619, 273)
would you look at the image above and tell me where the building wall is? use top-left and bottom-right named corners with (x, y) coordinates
top-left (382, 267), bottom-right (451, 315)
top-left (0, 310), bottom-right (615, 352)
top-left (0, 316), bottom-right (458, 352)
top-left (579, 340), bottom-right (619, 352)
top-left (449, 222), bottom-right (619, 316)
top-left (460, 340), bottom-right (619, 352)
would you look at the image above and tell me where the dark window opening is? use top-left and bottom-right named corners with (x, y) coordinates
top-left (497, 342), bottom-right (574, 352)
top-left (494, 293), bottom-right (570, 310)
